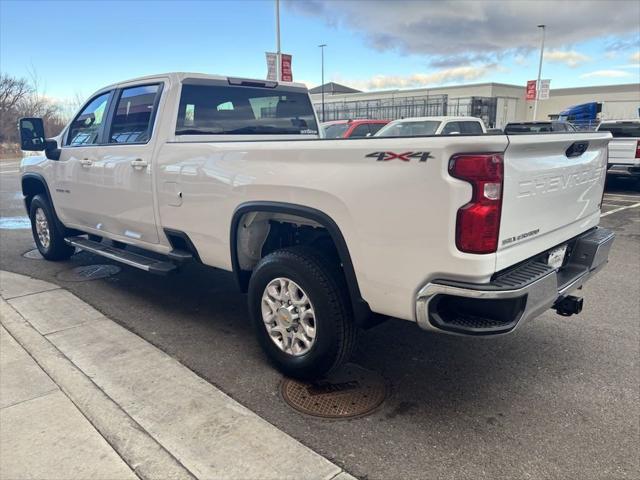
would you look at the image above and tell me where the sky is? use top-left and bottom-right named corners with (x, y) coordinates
top-left (1, 0), bottom-right (639, 103)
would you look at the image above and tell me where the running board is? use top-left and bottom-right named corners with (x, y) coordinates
top-left (65, 236), bottom-right (177, 275)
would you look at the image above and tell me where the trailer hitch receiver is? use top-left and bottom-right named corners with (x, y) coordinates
top-left (553, 295), bottom-right (584, 317)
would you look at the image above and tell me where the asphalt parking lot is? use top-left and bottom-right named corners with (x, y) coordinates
top-left (1, 158), bottom-right (638, 480)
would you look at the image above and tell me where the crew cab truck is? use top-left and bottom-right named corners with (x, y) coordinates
top-left (19, 72), bottom-right (614, 379)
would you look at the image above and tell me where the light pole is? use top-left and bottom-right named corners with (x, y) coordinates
top-left (275, 0), bottom-right (281, 81)
top-left (318, 44), bottom-right (327, 122)
top-left (533, 24), bottom-right (546, 121)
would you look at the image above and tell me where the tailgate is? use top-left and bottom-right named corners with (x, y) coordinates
top-left (607, 138), bottom-right (639, 165)
top-left (496, 132), bottom-right (610, 271)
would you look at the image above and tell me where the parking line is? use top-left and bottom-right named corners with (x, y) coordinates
top-left (603, 199), bottom-right (640, 204)
top-left (603, 192), bottom-right (640, 199)
top-left (601, 202), bottom-right (640, 217)
top-left (0, 170), bottom-right (19, 174)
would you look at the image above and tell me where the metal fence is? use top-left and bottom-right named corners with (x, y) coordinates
top-left (315, 95), bottom-right (448, 122)
top-left (315, 95), bottom-right (499, 127)
top-left (447, 97), bottom-right (497, 128)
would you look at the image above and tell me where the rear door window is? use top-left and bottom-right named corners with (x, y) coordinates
top-left (598, 123), bottom-right (640, 138)
top-left (109, 84), bottom-right (161, 144)
top-left (66, 92), bottom-right (111, 146)
top-left (176, 84), bottom-right (318, 135)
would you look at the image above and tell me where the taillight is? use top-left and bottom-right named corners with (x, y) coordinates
top-left (635, 140), bottom-right (640, 159)
top-left (449, 153), bottom-right (504, 254)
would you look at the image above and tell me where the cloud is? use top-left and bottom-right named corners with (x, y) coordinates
top-left (287, 0), bottom-right (640, 64)
top-left (631, 51), bottom-right (640, 62)
top-left (580, 70), bottom-right (632, 79)
top-left (606, 35), bottom-right (640, 52)
top-left (339, 64), bottom-right (495, 91)
top-left (612, 63), bottom-right (640, 70)
top-left (545, 50), bottom-right (591, 68)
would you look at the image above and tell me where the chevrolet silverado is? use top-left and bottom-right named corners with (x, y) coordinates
top-left (19, 72), bottom-right (614, 379)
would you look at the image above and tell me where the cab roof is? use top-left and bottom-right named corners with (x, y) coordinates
top-left (98, 72), bottom-right (308, 91)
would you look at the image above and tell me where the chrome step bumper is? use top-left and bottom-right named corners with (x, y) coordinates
top-left (415, 227), bottom-right (615, 336)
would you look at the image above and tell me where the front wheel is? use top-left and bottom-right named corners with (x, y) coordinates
top-left (29, 194), bottom-right (75, 261)
top-left (248, 246), bottom-right (357, 380)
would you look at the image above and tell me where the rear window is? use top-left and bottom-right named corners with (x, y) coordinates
top-left (461, 121), bottom-right (484, 134)
top-left (598, 123), bottom-right (640, 138)
top-left (368, 123), bottom-right (386, 135)
top-left (376, 120), bottom-right (440, 137)
top-left (323, 123), bottom-right (349, 138)
top-left (505, 123), bottom-right (552, 134)
top-left (176, 84), bottom-right (318, 135)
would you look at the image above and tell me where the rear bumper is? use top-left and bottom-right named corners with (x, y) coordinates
top-left (415, 227), bottom-right (615, 336)
top-left (607, 164), bottom-right (640, 177)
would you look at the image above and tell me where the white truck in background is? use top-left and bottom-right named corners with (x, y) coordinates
top-left (19, 72), bottom-right (614, 379)
top-left (375, 116), bottom-right (486, 137)
top-left (597, 120), bottom-right (640, 183)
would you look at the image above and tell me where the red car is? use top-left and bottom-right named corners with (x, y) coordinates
top-left (321, 119), bottom-right (390, 139)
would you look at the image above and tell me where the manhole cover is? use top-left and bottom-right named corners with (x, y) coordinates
top-left (23, 249), bottom-right (43, 259)
top-left (56, 264), bottom-right (121, 282)
top-left (281, 363), bottom-right (386, 419)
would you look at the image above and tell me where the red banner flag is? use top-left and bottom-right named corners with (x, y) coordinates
top-left (281, 54), bottom-right (293, 82)
top-left (526, 80), bottom-right (537, 101)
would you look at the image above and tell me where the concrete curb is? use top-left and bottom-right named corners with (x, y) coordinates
top-left (1, 298), bottom-right (197, 480)
top-left (0, 270), bottom-right (356, 480)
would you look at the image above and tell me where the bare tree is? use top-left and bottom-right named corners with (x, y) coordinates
top-left (0, 74), bottom-right (32, 112)
top-left (0, 72), bottom-right (67, 147)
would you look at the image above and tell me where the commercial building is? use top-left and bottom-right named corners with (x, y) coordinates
top-left (309, 82), bottom-right (639, 129)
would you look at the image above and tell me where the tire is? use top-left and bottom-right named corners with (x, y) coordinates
top-left (29, 194), bottom-right (75, 261)
top-left (248, 246), bottom-right (357, 380)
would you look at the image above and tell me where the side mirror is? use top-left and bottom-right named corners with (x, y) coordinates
top-left (19, 118), bottom-right (46, 151)
top-left (18, 117), bottom-right (61, 160)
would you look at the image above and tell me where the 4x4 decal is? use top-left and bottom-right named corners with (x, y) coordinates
top-left (365, 151), bottom-right (434, 162)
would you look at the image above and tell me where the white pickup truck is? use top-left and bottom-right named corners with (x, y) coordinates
top-left (375, 116), bottom-right (486, 137)
top-left (596, 120), bottom-right (640, 183)
top-left (19, 72), bottom-right (614, 379)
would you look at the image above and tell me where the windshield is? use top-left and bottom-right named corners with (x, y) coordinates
top-left (598, 123), bottom-right (640, 138)
top-left (175, 84), bottom-right (318, 135)
top-left (375, 120), bottom-right (440, 137)
top-left (323, 123), bottom-right (349, 138)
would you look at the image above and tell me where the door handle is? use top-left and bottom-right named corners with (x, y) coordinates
top-left (130, 158), bottom-right (148, 169)
top-left (79, 158), bottom-right (93, 167)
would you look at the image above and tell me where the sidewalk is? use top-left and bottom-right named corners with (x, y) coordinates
top-left (0, 270), bottom-right (355, 480)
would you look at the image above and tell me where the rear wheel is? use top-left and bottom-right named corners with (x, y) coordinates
top-left (248, 246), bottom-right (356, 379)
top-left (29, 195), bottom-right (74, 261)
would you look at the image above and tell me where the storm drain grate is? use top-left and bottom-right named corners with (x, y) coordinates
top-left (281, 363), bottom-right (386, 419)
top-left (56, 264), bottom-right (121, 282)
top-left (22, 249), bottom-right (43, 259)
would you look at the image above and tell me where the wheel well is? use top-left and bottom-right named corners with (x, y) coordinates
top-left (231, 203), bottom-right (374, 324)
top-left (21, 174), bottom-right (78, 237)
top-left (22, 175), bottom-right (48, 210)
